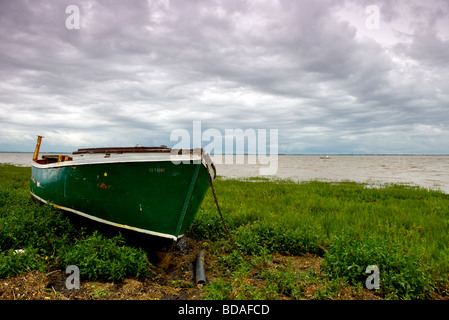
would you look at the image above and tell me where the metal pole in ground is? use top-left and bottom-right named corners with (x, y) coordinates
top-left (195, 250), bottom-right (206, 284)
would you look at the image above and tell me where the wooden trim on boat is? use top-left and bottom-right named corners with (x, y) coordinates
top-left (73, 146), bottom-right (170, 154)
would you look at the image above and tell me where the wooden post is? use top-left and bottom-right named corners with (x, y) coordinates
top-left (33, 135), bottom-right (44, 161)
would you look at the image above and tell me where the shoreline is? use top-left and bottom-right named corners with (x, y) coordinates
top-left (218, 175), bottom-right (449, 194)
top-left (1, 158), bottom-right (448, 194)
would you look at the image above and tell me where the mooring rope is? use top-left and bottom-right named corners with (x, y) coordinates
top-left (206, 166), bottom-right (259, 270)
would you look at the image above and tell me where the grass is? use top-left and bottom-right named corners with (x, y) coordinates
top-left (189, 177), bottom-right (449, 299)
top-left (0, 164), bottom-right (154, 281)
top-left (1, 164), bottom-right (449, 299)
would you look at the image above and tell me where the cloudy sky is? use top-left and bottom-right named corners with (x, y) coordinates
top-left (1, 0), bottom-right (448, 154)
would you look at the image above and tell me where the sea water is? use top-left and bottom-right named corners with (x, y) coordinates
top-left (1, 153), bottom-right (448, 194)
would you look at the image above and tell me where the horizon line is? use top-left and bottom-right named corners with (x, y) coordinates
top-left (1, 151), bottom-right (449, 156)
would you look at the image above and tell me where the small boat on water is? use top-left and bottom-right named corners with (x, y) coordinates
top-left (30, 136), bottom-right (215, 242)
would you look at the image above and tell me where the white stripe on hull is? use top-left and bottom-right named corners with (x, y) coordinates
top-left (30, 192), bottom-right (180, 241)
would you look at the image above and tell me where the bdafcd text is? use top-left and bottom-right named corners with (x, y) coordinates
top-left (178, 304), bottom-right (269, 317)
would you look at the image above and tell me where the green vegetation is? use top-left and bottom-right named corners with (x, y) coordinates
top-left (189, 177), bottom-right (449, 299)
top-left (1, 164), bottom-right (449, 299)
top-left (0, 164), bottom-right (154, 281)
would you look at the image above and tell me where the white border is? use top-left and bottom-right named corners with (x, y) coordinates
top-left (30, 192), bottom-right (179, 241)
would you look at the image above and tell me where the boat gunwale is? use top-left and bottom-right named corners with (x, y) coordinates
top-left (72, 146), bottom-right (171, 154)
top-left (31, 149), bottom-right (216, 179)
top-left (31, 153), bottom-right (207, 169)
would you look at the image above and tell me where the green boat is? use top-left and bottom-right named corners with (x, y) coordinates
top-left (30, 136), bottom-right (216, 242)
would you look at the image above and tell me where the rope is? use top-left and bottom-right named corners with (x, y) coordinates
top-left (206, 166), bottom-right (259, 270)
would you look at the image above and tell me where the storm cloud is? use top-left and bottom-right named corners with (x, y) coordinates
top-left (1, 0), bottom-right (448, 154)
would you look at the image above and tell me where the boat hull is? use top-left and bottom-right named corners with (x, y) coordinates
top-left (30, 159), bottom-right (212, 241)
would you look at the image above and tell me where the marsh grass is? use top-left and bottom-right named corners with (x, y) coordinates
top-left (0, 164), bottom-right (154, 281)
top-left (1, 164), bottom-right (449, 299)
top-left (190, 178), bottom-right (449, 299)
